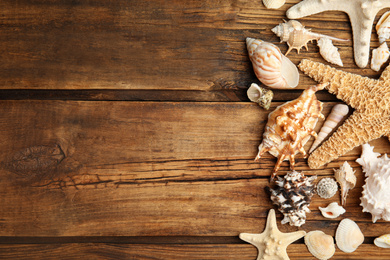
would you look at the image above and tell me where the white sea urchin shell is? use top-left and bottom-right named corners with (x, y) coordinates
top-left (316, 177), bottom-right (338, 199)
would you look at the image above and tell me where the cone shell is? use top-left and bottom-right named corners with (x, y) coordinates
top-left (335, 219), bottom-right (364, 253)
top-left (374, 234), bottom-right (390, 248)
top-left (247, 83), bottom-right (273, 110)
top-left (304, 231), bottom-right (335, 260)
top-left (376, 11), bottom-right (390, 43)
top-left (371, 42), bottom-right (390, 72)
top-left (262, 0), bottom-right (285, 9)
top-left (246, 37), bottom-right (299, 89)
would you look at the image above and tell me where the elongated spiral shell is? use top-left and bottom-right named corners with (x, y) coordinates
top-left (318, 37), bottom-right (343, 67)
top-left (334, 161), bottom-right (356, 206)
top-left (246, 37), bottom-right (299, 89)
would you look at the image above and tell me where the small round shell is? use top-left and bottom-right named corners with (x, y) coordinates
top-left (376, 11), bottom-right (390, 43)
top-left (319, 202), bottom-right (346, 219)
top-left (316, 177), bottom-right (338, 199)
top-left (247, 83), bottom-right (273, 110)
top-left (262, 0), bottom-right (285, 9)
top-left (305, 231), bottom-right (335, 260)
top-left (335, 219), bottom-right (364, 253)
top-left (374, 234), bottom-right (390, 248)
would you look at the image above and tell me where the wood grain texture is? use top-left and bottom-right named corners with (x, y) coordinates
top-left (0, 0), bottom-right (386, 91)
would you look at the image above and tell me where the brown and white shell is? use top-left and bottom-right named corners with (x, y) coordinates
top-left (335, 218), bottom-right (364, 253)
top-left (247, 83), bottom-right (273, 110)
top-left (269, 170), bottom-right (317, 226)
top-left (376, 11), bottom-right (390, 43)
top-left (305, 231), bottom-right (335, 260)
top-left (271, 20), bottom-right (349, 55)
top-left (334, 161), bottom-right (356, 206)
top-left (316, 177), bottom-right (338, 199)
top-left (246, 37), bottom-right (299, 89)
top-left (255, 83), bottom-right (325, 180)
top-left (371, 42), bottom-right (390, 72)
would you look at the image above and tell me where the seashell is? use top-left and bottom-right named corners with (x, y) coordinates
top-left (335, 218), bottom-right (364, 253)
top-left (247, 83), bottom-right (273, 110)
top-left (263, 0), bottom-right (285, 9)
top-left (246, 37), bottom-right (299, 89)
top-left (376, 11), bottom-right (390, 44)
top-left (371, 42), bottom-right (390, 72)
top-left (318, 37), bottom-right (343, 67)
top-left (271, 20), bottom-right (349, 56)
top-left (304, 231), bottom-right (335, 260)
top-left (255, 83), bottom-right (325, 179)
top-left (374, 234), bottom-right (390, 248)
top-left (334, 161), bottom-right (356, 206)
top-left (316, 177), bottom-right (338, 199)
top-left (356, 143), bottom-right (390, 223)
top-left (319, 202), bottom-right (346, 219)
top-left (309, 104), bottom-right (349, 154)
top-left (269, 170), bottom-right (317, 227)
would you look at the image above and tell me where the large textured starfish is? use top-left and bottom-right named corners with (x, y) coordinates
top-left (298, 59), bottom-right (390, 169)
top-left (286, 0), bottom-right (390, 68)
top-left (239, 209), bottom-right (306, 260)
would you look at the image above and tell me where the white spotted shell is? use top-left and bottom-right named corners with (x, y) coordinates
top-left (335, 218), bottom-right (364, 253)
top-left (374, 234), bottom-right (390, 248)
top-left (305, 231), bottom-right (335, 260)
top-left (246, 37), bottom-right (299, 89)
top-left (319, 202), bottom-right (346, 219)
top-left (316, 177), bottom-right (338, 199)
top-left (262, 0), bottom-right (285, 9)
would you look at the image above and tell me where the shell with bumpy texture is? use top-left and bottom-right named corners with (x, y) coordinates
top-left (305, 231), bottom-right (335, 260)
top-left (376, 11), bottom-right (390, 44)
top-left (318, 37), bottom-right (343, 67)
top-left (246, 37), bottom-right (299, 89)
top-left (334, 161), bottom-right (356, 206)
top-left (263, 0), bottom-right (285, 9)
top-left (319, 202), bottom-right (346, 219)
top-left (356, 143), bottom-right (390, 223)
top-left (317, 177), bottom-right (338, 199)
top-left (371, 42), bottom-right (390, 72)
top-left (269, 170), bottom-right (317, 227)
top-left (335, 218), bottom-right (364, 253)
top-left (255, 83), bottom-right (325, 180)
top-left (247, 83), bottom-right (273, 110)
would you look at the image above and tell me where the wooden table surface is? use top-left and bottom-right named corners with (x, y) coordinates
top-left (1, 0), bottom-right (390, 259)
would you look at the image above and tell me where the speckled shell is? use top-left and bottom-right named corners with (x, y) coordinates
top-left (246, 37), bottom-right (299, 89)
top-left (371, 42), bottom-right (390, 72)
top-left (334, 161), bottom-right (356, 206)
top-left (335, 218), bottom-right (364, 253)
top-left (374, 234), bottom-right (390, 248)
top-left (318, 37), bottom-right (343, 67)
top-left (317, 177), bottom-right (338, 199)
top-left (255, 83), bottom-right (325, 179)
top-left (356, 143), bottom-right (390, 223)
top-left (376, 11), bottom-right (390, 43)
top-left (319, 202), bottom-right (346, 219)
top-left (263, 0), bottom-right (285, 9)
top-left (305, 231), bottom-right (335, 260)
top-left (247, 83), bottom-right (273, 110)
top-left (269, 170), bottom-right (317, 227)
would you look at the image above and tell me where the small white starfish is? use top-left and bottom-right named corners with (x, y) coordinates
top-left (287, 0), bottom-right (390, 68)
top-left (239, 209), bottom-right (306, 260)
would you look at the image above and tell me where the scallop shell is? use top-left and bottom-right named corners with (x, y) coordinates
top-left (356, 143), bottom-right (390, 223)
top-left (269, 170), bottom-right (317, 226)
top-left (247, 83), bottom-right (273, 110)
top-left (309, 104), bottom-right (349, 154)
top-left (371, 42), bottom-right (390, 72)
top-left (316, 177), bottom-right (338, 199)
top-left (319, 202), bottom-right (346, 219)
top-left (374, 234), bottom-right (390, 248)
top-left (271, 20), bottom-right (349, 56)
top-left (246, 37), bottom-right (299, 89)
top-left (376, 11), bottom-right (390, 43)
top-left (304, 231), bottom-right (335, 260)
top-left (335, 218), bottom-right (364, 253)
top-left (263, 0), bottom-right (285, 9)
top-left (334, 161), bottom-right (356, 206)
top-left (318, 37), bottom-right (343, 67)
top-left (255, 83), bottom-right (325, 179)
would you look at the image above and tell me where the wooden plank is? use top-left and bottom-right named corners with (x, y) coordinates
top-left (0, 0), bottom-right (385, 91)
top-left (0, 244), bottom-right (389, 259)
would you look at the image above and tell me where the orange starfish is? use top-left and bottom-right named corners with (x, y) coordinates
top-left (298, 59), bottom-right (390, 169)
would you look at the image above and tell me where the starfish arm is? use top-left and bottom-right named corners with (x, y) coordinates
top-left (349, 13), bottom-right (373, 68)
top-left (299, 59), bottom-right (381, 112)
top-left (286, 0), bottom-right (349, 19)
top-left (308, 111), bottom-right (390, 168)
top-left (279, 230), bottom-right (306, 246)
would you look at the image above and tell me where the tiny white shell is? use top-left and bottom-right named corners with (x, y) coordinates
top-left (319, 202), bottom-right (346, 219)
top-left (262, 0), bottom-right (285, 9)
top-left (371, 42), bottom-right (390, 72)
top-left (376, 11), bottom-right (390, 43)
top-left (318, 37), bottom-right (343, 67)
top-left (316, 177), bottom-right (338, 199)
top-left (374, 234), bottom-right (390, 248)
top-left (247, 83), bottom-right (273, 110)
top-left (335, 218), bottom-right (364, 253)
top-left (305, 231), bottom-right (335, 260)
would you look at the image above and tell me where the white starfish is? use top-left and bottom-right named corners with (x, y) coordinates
top-left (239, 209), bottom-right (306, 260)
top-left (286, 0), bottom-right (390, 68)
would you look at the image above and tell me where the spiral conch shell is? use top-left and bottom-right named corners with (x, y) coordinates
top-left (255, 83), bottom-right (325, 180)
top-left (371, 42), bottom-right (390, 72)
top-left (246, 37), bottom-right (299, 89)
top-left (334, 161), bottom-right (356, 207)
top-left (271, 20), bottom-right (349, 56)
top-left (376, 11), bottom-right (390, 43)
top-left (304, 231), bottom-right (335, 260)
top-left (247, 83), bottom-right (273, 110)
top-left (335, 218), bottom-right (364, 253)
top-left (318, 37), bottom-right (343, 67)
top-left (356, 143), bottom-right (390, 223)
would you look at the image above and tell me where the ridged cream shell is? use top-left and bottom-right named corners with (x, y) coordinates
top-left (374, 234), bottom-right (390, 248)
top-left (376, 11), bottom-right (390, 43)
top-left (304, 231), bottom-right (335, 260)
top-left (319, 202), bottom-right (346, 219)
top-left (246, 37), bottom-right (299, 89)
top-left (263, 0), bottom-right (285, 9)
top-left (335, 218), bottom-right (364, 253)
top-left (371, 42), bottom-right (390, 72)
top-left (318, 37), bottom-right (343, 67)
